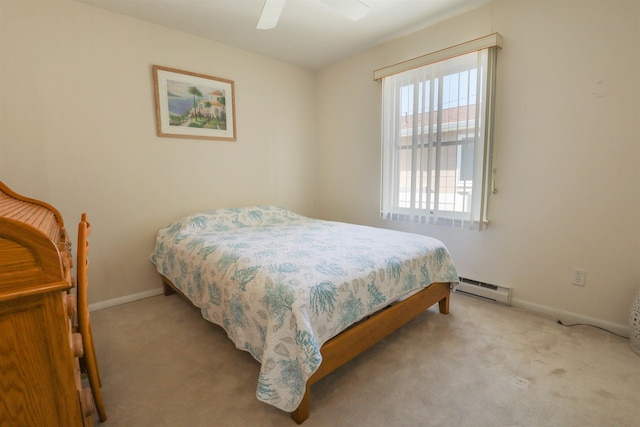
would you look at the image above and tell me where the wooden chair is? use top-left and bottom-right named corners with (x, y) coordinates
top-left (77, 212), bottom-right (107, 422)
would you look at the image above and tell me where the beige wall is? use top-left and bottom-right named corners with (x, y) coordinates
top-left (2, 0), bottom-right (639, 332)
top-left (0, 0), bottom-right (318, 303)
top-left (317, 0), bottom-right (640, 331)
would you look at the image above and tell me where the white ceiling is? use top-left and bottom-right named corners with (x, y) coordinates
top-left (77, 0), bottom-right (489, 70)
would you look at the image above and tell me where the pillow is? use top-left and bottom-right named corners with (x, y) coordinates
top-left (168, 206), bottom-right (304, 236)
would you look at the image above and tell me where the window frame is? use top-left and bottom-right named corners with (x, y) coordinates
top-left (375, 34), bottom-right (501, 230)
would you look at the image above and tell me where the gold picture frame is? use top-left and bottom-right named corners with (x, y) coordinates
top-left (153, 65), bottom-right (236, 141)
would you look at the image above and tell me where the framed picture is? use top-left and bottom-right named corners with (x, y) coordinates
top-left (153, 65), bottom-right (236, 141)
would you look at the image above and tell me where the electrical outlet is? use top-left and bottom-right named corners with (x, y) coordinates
top-left (571, 268), bottom-right (586, 286)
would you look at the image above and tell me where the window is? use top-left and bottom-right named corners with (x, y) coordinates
top-left (376, 34), bottom-right (501, 230)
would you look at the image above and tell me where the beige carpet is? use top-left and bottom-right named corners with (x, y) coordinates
top-left (90, 292), bottom-right (639, 426)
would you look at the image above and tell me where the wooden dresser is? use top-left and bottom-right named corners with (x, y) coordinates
top-left (0, 182), bottom-right (93, 426)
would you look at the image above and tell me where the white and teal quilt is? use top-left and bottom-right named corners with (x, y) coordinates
top-left (150, 206), bottom-right (458, 412)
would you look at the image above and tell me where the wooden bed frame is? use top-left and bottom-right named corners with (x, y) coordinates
top-left (160, 275), bottom-right (451, 424)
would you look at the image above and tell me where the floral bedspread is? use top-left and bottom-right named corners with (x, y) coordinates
top-left (150, 206), bottom-right (458, 412)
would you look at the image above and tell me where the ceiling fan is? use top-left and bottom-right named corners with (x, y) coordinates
top-left (257, 0), bottom-right (370, 30)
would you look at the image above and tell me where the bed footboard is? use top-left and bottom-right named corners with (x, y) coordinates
top-left (290, 281), bottom-right (450, 424)
top-left (159, 275), bottom-right (450, 424)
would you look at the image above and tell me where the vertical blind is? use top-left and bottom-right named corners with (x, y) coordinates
top-left (376, 34), bottom-right (501, 230)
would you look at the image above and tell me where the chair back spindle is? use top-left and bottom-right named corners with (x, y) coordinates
top-left (76, 213), bottom-right (107, 422)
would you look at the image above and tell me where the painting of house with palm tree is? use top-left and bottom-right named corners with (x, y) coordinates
top-left (153, 65), bottom-right (236, 141)
top-left (167, 81), bottom-right (227, 130)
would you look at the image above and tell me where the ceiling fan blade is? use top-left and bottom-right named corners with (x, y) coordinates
top-left (321, 0), bottom-right (370, 21)
top-left (257, 0), bottom-right (286, 30)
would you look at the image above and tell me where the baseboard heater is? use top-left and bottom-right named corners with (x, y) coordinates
top-left (454, 277), bottom-right (512, 306)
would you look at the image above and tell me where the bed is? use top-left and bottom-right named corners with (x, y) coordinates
top-left (150, 206), bottom-right (459, 423)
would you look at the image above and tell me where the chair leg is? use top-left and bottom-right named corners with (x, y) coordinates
top-left (84, 331), bottom-right (107, 422)
top-left (88, 325), bottom-right (102, 387)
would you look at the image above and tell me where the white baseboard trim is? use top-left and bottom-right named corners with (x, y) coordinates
top-left (88, 287), bottom-right (164, 312)
top-left (511, 297), bottom-right (630, 338)
top-left (88, 288), bottom-right (630, 338)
